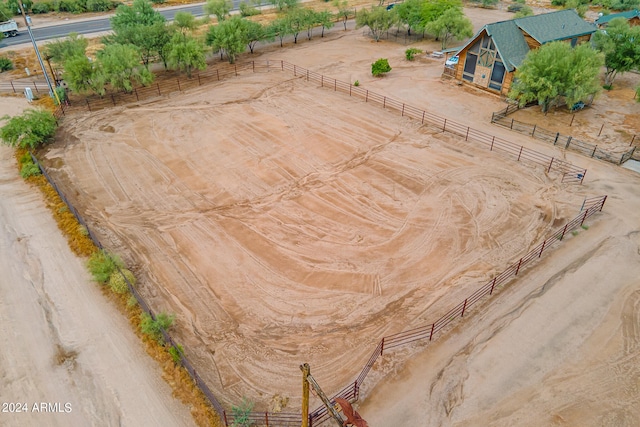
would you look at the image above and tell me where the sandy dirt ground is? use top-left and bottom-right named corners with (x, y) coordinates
top-left (2, 5), bottom-right (639, 426)
top-left (0, 100), bottom-right (195, 426)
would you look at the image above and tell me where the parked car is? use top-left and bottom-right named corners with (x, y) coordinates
top-left (445, 56), bottom-right (459, 67)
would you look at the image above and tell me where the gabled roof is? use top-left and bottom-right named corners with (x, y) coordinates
top-left (455, 10), bottom-right (596, 72)
top-left (595, 9), bottom-right (640, 26)
top-left (515, 9), bottom-right (597, 44)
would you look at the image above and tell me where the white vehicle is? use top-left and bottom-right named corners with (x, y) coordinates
top-left (1, 20), bottom-right (19, 38)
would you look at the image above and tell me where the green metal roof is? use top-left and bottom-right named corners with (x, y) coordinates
top-left (595, 9), bottom-right (640, 26)
top-left (514, 9), bottom-right (597, 44)
top-left (456, 10), bottom-right (596, 72)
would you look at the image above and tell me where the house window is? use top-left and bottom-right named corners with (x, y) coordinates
top-left (489, 60), bottom-right (506, 91)
top-left (463, 53), bottom-right (477, 81)
top-left (478, 48), bottom-right (495, 68)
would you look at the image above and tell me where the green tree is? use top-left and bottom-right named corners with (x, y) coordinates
top-left (205, 0), bottom-right (232, 21)
top-left (371, 58), bottom-right (391, 76)
top-left (97, 44), bottom-right (154, 92)
top-left (395, 0), bottom-right (426, 36)
top-left (44, 33), bottom-right (89, 65)
top-left (333, 0), bottom-right (354, 31)
top-left (166, 33), bottom-right (206, 76)
top-left (267, 17), bottom-right (292, 47)
top-left (593, 18), bottom-right (640, 87)
top-left (286, 7), bottom-right (312, 43)
top-left (239, 1), bottom-right (260, 16)
top-left (564, 0), bottom-right (588, 17)
top-left (421, 0), bottom-right (461, 24)
top-left (425, 7), bottom-right (472, 49)
top-left (356, 6), bottom-right (398, 42)
top-left (108, 0), bottom-right (171, 67)
top-left (64, 55), bottom-right (105, 95)
top-left (0, 109), bottom-right (58, 150)
top-left (316, 10), bottom-right (334, 37)
top-left (0, 1), bottom-right (13, 20)
top-left (509, 41), bottom-right (604, 112)
top-left (206, 16), bottom-right (248, 63)
top-left (173, 11), bottom-right (197, 34)
top-left (240, 19), bottom-right (270, 53)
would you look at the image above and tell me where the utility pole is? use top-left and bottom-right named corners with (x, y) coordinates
top-left (300, 363), bottom-right (344, 427)
top-left (17, 2), bottom-right (60, 104)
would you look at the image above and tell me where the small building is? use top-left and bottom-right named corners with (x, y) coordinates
top-left (595, 9), bottom-right (640, 28)
top-left (451, 10), bottom-right (597, 96)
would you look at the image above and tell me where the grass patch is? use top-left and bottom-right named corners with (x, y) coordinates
top-left (108, 268), bottom-right (136, 294)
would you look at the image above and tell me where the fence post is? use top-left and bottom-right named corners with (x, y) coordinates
top-left (600, 195), bottom-right (607, 211)
top-left (560, 224), bottom-right (568, 240)
top-left (235, 64), bottom-right (237, 76)
top-left (591, 145), bottom-right (597, 158)
top-left (380, 338), bottom-right (384, 355)
top-left (554, 132), bottom-right (559, 145)
top-left (86, 98), bottom-right (91, 112)
top-left (349, 85), bottom-right (351, 96)
top-left (580, 170), bottom-right (586, 185)
top-left (598, 123), bottom-right (604, 137)
top-left (366, 90), bottom-right (368, 102)
top-left (547, 157), bottom-right (554, 173)
top-left (307, 69), bottom-right (309, 81)
top-left (631, 135), bottom-right (636, 146)
top-left (265, 412), bottom-right (269, 427)
top-left (197, 73), bottom-right (201, 85)
top-left (223, 410), bottom-right (228, 426)
top-left (539, 240), bottom-right (546, 257)
top-left (110, 94), bottom-right (116, 106)
top-left (580, 210), bottom-right (588, 226)
top-left (216, 69), bottom-right (220, 81)
top-left (491, 136), bottom-right (495, 151)
top-left (134, 88), bottom-right (139, 102)
top-left (517, 146), bottom-right (523, 161)
top-left (334, 79), bottom-right (336, 91)
top-left (34, 82), bottom-right (39, 92)
top-left (252, 61), bottom-right (255, 72)
top-left (402, 104), bottom-right (405, 116)
top-left (461, 299), bottom-right (467, 317)
top-left (510, 118), bottom-right (514, 129)
top-left (10, 81), bottom-right (15, 93)
top-left (383, 97), bottom-right (386, 108)
top-left (515, 258), bottom-right (523, 275)
top-left (294, 65), bottom-right (297, 76)
top-left (565, 136), bottom-right (572, 149)
top-left (491, 112), bottom-right (494, 123)
top-left (531, 124), bottom-right (536, 137)
top-left (465, 126), bottom-right (469, 141)
top-left (422, 111), bottom-right (425, 124)
top-left (569, 114), bottom-right (575, 127)
top-left (429, 323), bottom-right (435, 341)
top-left (157, 83), bottom-right (161, 96)
top-left (177, 78), bottom-right (181, 91)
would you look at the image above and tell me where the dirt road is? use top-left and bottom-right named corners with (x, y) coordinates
top-left (0, 100), bottom-right (194, 426)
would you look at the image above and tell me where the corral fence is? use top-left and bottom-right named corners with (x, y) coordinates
top-left (57, 59), bottom-right (588, 184)
top-left (361, 28), bottom-right (427, 44)
top-left (308, 195), bottom-right (608, 426)
top-left (35, 59), bottom-right (602, 426)
top-left (492, 106), bottom-right (637, 165)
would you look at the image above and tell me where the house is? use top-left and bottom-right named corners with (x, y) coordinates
top-left (451, 10), bottom-right (597, 96)
top-left (595, 9), bottom-right (640, 28)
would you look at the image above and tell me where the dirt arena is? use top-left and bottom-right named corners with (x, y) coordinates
top-left (42, 30), bottom-right (597, 414)
top-left (20, 6), bottom-right (638, 424)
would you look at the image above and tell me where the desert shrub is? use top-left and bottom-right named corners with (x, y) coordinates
top-left (371, 58), bottom-right (391, 77)
top-left (480, 0), bottom-right (498, 7)
top-left (20, 162), bottom-right (41, 178)
top-left (86, 0), bottom-right (113, 11)
top-left (31, 2), bottom-right (52, 13)
top-left (239, 2), bottom-right (260, 16)
top-left (0, 109), bottom-right (57, 150)
top-left (140, 312), bottom-right (175, 343)
top-left (550, 0), bottom-right (566, 5)
top-left (231, 397), bottom-right (254, 427)
top-left (169, 344), bottom-right (184, 364)
top-left (87, 250), bottom-right (124, 284)
top-left (108, 268), bottom-right (136, 294)
top-left (507, 3), bottom-right (524, 11)
top-left (405, 48), bottom-right (422, 61)
top-left (0, 57), bottom-right (13, 72)
top-left (353, 80), bottom-right (359, 86)
top-left (514, 5), bottom-right (533, 17)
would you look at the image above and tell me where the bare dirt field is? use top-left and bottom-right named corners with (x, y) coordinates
top-left (3, 5), bottom-right (639, 426)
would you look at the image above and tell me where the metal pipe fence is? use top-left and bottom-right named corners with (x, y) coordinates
top-left (36, 60), bottom-right (604, 426)
top-left (492, 109), bottom-right (637, 165)
top-left (308, 195), bottom-right (607, 426)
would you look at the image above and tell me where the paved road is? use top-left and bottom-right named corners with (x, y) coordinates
top-left (0, 1), bottom-right (249, 47)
